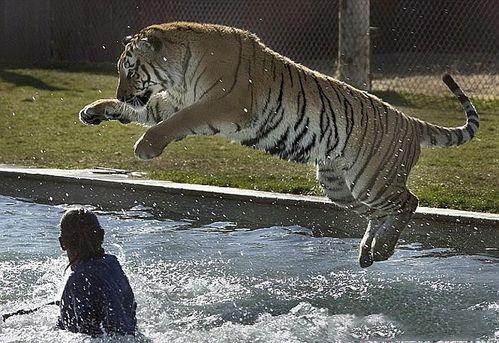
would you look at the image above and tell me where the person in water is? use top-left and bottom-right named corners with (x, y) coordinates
top-left (57, 208), bottom-right (137, 337)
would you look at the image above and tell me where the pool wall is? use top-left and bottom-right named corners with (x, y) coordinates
top-left (0, 165), bottom-right (497, 252)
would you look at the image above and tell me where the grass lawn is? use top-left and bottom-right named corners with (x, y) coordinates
top-left (0, 64), bottom-right (497, 213)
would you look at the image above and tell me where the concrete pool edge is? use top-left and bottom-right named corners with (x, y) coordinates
top-left (0, 165), bottom-right (497, 250)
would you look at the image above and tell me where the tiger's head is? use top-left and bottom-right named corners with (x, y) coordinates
top-left (116, 28), bottom-right (185, 107)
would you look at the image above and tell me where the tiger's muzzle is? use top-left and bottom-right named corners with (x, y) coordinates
top-left (119, 90), bottom-right (152, 107)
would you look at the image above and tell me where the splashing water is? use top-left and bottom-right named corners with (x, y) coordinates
top-left (0, 196), bottom-right (497, 342)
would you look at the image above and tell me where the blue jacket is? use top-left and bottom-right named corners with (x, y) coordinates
top-left (57, 254), bottom-right (137, 336)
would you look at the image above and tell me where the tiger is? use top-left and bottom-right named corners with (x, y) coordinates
top-left (79, 22), bottom-right (479, 268)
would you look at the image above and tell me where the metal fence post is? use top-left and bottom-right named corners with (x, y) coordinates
top-left (337, 0), bottom-right (371, 91)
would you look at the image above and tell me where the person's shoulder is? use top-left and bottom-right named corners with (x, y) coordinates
top-left (103, 254), bottom-right (125, 266)
top-left (102, 254), bottom-right (118, 262)
top-left (68, 257), bottom-right (106, 282)
top-left (65, 269), bottom-right (95, 293)
top-left (103, 254), bottom-right (127, 273)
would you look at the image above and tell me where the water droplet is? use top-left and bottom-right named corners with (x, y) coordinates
top-left (11, 112), bottom-right (15, 116)
top-left (222, 88), bottom-right (226, 92)
top-left (248, 79), bottom-right (253, 84)
top-left (102, 45), bottom-right (106, 50)
top-left (243, 108), bottom-right (248, 113)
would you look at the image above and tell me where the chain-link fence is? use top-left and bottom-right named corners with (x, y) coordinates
top-left (371, 0), bottom-right (498, 99)
top-left (1, 0), bottom-right (498, 99)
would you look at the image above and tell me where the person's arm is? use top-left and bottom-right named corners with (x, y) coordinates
top-left (60, 272), bottom-right (104, 337)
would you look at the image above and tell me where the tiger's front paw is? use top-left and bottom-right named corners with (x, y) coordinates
top-left (134, 128), bottom-right (170, 160)
top-left (79, 99), bottom-right (127, 125)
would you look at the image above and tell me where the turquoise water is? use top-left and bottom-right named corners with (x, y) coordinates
top-left (0, 195), bottom-right (497, 342)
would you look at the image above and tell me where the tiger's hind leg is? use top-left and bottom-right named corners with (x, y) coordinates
top-left (351, 184), bottom-right (418, 266)
top-left (368, 190), bottom-right (419, 262)
top-left (318, 163), bottom-right (419, 268)
top-left (317, 164), bottom-right (373, 216)
top-left (346, 126), bottom-right (421, 266)
top-left (316, 164), bottom-right (377, 267)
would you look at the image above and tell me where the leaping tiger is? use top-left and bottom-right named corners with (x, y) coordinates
top-left (79, 22), bottom-right (479, 268)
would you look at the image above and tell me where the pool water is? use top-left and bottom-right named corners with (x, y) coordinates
top-left (0, 195), bottom-right (497, 342)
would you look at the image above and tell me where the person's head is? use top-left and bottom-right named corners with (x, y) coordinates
top-left (59, 208), bottom-right (105, 268)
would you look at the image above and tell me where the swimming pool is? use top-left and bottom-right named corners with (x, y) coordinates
top-left (0, 195), bottom-right (497, 342)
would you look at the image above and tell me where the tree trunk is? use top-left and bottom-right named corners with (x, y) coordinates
top-left (337, 0), bottom-right (371, 91)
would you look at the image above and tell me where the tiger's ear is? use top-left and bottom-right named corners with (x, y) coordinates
top-left (137, 36), bottom-right (163, 52)
top-left (122, 35), bottom-right (133, 46)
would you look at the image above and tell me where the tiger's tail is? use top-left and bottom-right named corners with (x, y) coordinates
top-left (419, 74), bottom-right (480, 148)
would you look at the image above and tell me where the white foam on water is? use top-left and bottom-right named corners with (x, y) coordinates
top-left (142, 302), bottom-right (402, 343)
top-left (0, 259), bottom-right (402, 343)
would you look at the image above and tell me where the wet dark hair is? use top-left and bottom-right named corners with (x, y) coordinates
top-left (60, 208), bottom-right (105, 265)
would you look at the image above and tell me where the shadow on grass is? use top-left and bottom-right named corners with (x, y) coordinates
top-left (0, 69), bottom-right (66, 91)
top-left (372, 90), bottom-right (416, 108)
